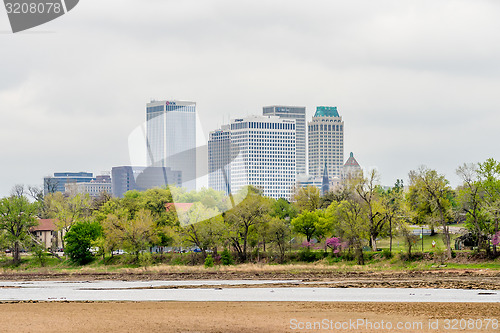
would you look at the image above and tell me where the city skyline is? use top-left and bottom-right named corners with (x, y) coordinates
top-left (2, 1), bottom-right (500, 197)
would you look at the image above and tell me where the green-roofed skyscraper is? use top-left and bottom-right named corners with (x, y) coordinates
top-left (308, 106), bottom-right (344, 180)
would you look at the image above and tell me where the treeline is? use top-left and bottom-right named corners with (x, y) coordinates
top-left (1, 158), bottom-right (500, 266)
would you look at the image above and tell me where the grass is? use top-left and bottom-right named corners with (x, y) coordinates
top-left (1, 250), bottom-right (499, 276)
top-left (376, 233), bottom-right (460, 253)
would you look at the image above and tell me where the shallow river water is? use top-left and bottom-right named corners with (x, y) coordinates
top-left (0, 280), bottom-right (498, 302)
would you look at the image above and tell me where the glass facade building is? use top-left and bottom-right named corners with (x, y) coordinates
top-left (146, 100), bottom-right (196, 190)
top-left (208, 125), bottom-right (231, 195)
top-left (43, 172), bottom-right (95, 195)
top-left (111, 166), bottom-right (182, 198)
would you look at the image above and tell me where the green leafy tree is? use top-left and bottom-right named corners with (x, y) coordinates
top-left (327, 199), bottom-right (368, 265)
top-left (102, 209), bottom-right (160, 259)
top-left (47, 192), bottom-right (92, 249)
top-left (0, 195), bottom-right (39, 264)
top-left (64, 221), bottom-right (102, 265)
top-left (353, 169), bottom-right (386, 251)
top-left (380, 179), bottom-right (406, 253)
top-left (180, 203), bottom-right (224, 258)
top-left (292, 186), bottom-right (321, 212)
top-left (456, 163), bottom-right (490, 254)
top-left (268, 217), bottom-right (291, 263)
top-left (291, 210), bottom-right (331, 242)
top-left (224, 187), bottom-right (271, 261)
top-left (477, 158), bottom-right (500, 255)
top-left (408, 166), bottom-right (454, 258)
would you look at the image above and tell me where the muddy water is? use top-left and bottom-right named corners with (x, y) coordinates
top-left (0, 280), bottom-right (498, 302)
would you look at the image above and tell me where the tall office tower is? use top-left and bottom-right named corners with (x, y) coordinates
top-left (208, 125), bottom-right (231, 194)
top-left (230, 115), bottom-right (296, 200)
top-left (43, 172), bottom-right (95, 195)
top-left (111, 166), bottom-right (182, 198)
top-left (308, 106), bottom-right (344, 179)
top-left (146, 100), bottom-right (196, 190)
top-left (263, 106), bottom-right (306, 175)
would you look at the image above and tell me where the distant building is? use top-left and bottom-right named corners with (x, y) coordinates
top-left (208, 125), bottom-right (231, 194)
top-left (31, 219), bottom-right (63, 250)
top-left (342, 152), bottom-right (362, 180)
top-left (111, 166), bottom-right (182, 198)
top-left (295, 174), bottom-right (341, 192)
top-left (263, 106), bottom-right (306, 175)
top-left (65, 175), bottom-right (112, 198)
top-left (146, 100), bottom-right (196, 190)
top-left (308, 106), bottom-right (344, 179)
top-left (44, 172), bottom-right (95, 195)
top-left (229, 115), bottom-right (296, 200)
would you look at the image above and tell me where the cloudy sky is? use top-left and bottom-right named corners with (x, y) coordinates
top-left (1, 0), bottom-right (500, 197)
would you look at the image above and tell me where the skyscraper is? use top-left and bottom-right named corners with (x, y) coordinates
top-left (111, 166), bottom-right (182, 198)
top-left (308, 106), bottom-right (344, 179)
top-left (263, 106), bottom-right (306, 175)
top-left (208, 125), bottom-right (231, 194)
top-left (230, 115), bottom-right (296, 200)
top-left (146, 100), bottom-right (196, 190)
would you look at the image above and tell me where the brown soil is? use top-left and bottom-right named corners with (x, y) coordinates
top-left (0, 301), bottom-right (498, 333)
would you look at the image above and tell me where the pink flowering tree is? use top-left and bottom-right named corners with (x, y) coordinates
top-left (326, 237), bottom-right (342, 256)
top-left (493, 232), bottom-right (500, 247)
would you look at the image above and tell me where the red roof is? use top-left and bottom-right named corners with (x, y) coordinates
top-left (165, 203), bottom-right (194, 212)
top-left (32, 219), bottom-right (57, 231)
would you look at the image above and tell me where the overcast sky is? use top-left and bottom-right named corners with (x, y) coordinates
top-left (1, 0), bottom-right (500, 197)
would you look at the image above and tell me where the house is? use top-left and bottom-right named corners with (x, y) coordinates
top-left (31, 219), bottom-right (63, 250)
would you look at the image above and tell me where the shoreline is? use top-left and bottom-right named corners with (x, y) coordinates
top-left (1, 268), bottom-right (499, 290)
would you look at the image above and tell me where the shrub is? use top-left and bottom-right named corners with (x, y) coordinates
top-left (382, 249), bottom-right (393, 259)
top-left (298, 247), bottom-right (322, 262)
top-left (204, 254), bottom-right (214, 268)
top-left (139, 252), bottom-right (152, 269)
top-left (221, 248), bottom-right (233, 266)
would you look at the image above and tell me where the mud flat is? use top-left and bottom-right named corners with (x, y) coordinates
top-left (0, 301), bottom-right (498, 333)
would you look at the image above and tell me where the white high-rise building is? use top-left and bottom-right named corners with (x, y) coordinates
top-left (230, 115), bottom-right (296, 200)
top-left (308, 106), bottom-right (344, 179)
top-left (146, 100), bottom-right (196, 190)
top-left (263, 106), bottom-right (306, 175)
top-left (208, 125), bottom-right (231, 194)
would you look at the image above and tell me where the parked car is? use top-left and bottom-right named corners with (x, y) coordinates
top-left (4, 249), bottom-right (11, 253)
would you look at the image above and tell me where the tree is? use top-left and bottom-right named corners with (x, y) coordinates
top-left (102, 209), bottom-right (160, 259)
top-left (456, 163), bottom-right (490, 254)
top-left (353, 169), bottom-right (386, 251)
top-left (327, 199), bottom-right (369, 265)
top-left (380, 179), bottom-right (405, 253)
top-left (268, 217), bottom-right (290, 263)
top-left (64, 221), bottom-right (102, 265)
top-left (224, 187), bottom-right (271, 261)
top-left (408, 166), bottom-right (454, 259)
top-left (292, 186), bottom-right (321, 212)
top-left (47, 192), bottom-right (93, 249)
top-left (180, 203), bottom-right (224, 258)
top-left (477, 158), bottom-right (500, 256)
top-left (291, 211), bottom-right (318, 242)
top-left (0, 195), bottom-right (39, 264)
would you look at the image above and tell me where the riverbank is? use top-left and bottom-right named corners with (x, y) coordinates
top-left (1, 265), bottom-right (499, 289)
top-left (0, 301), bottom-right (498, 333)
